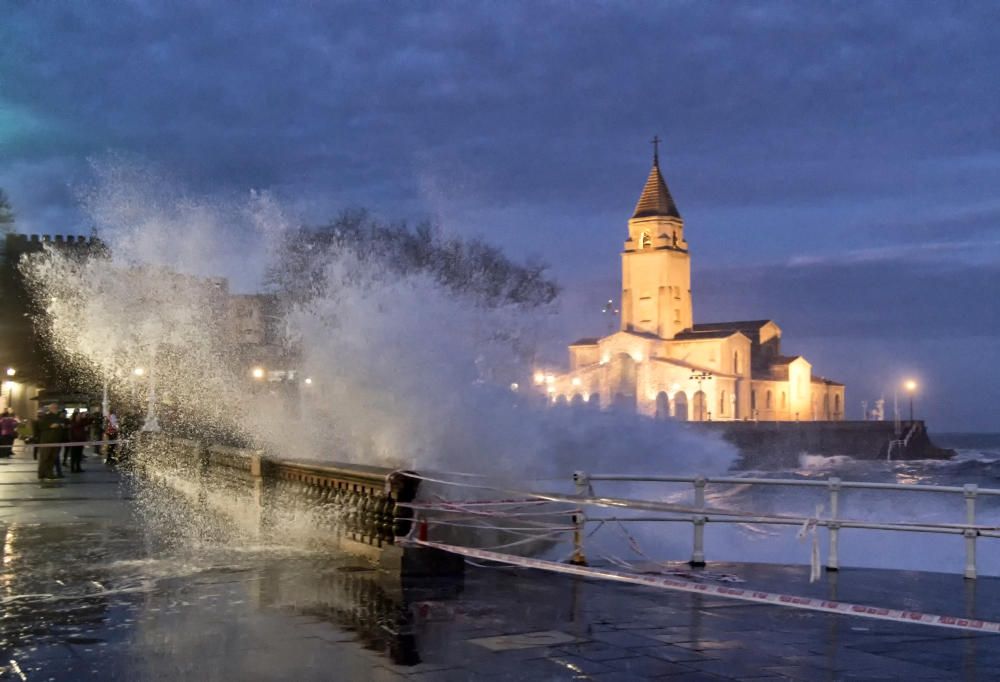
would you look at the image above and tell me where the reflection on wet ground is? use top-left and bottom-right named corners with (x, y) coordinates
top-left (3, 454), bottom-right (1000, 680)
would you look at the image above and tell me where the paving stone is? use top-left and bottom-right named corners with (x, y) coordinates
top-left (467, 630), bottom-right (582, 651)
top-left (599, 655), bottom-right (695, 676)
top-left (590, 629), bottom-right (663, 647)
top-left (555, 642), bottom-right (635, 662)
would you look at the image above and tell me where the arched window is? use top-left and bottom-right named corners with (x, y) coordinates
top-left (639, 232), bottom-right (651, 249)
top-left (834, 394), bottom-right (841, 415)
top-left (655, 392), bottom-right (669, 420)
top-left (766, 390), bottom-right (772, 409)
top-left (751, 390), bottom-right (757, 410)
top-left (781, 392), bottom-right (787, 409)
top-left (720, 390), bottom-right (726, 415)
top-left (733, 351), bottom-right (740, 374)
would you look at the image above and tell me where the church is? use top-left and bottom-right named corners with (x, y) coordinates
top-left (540, 145), bottom-right (845, 422)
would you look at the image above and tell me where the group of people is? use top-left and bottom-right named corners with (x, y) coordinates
top-left (0, 404), bottom-right (122, 480)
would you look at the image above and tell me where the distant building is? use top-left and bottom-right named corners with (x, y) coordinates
top-left (542, 149), bottom-right (845, 421)
top-left (0, 232), bottom-right (294, 415)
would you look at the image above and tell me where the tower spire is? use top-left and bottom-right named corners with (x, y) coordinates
top-left (631, 139), bottom-right (680, 220)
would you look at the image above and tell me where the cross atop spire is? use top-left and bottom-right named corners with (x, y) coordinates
top-left (651, 135), bottom-right (661, 167)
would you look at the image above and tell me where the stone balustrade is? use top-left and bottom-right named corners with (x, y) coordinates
top-left (134, 435), bottom-right (460, 576)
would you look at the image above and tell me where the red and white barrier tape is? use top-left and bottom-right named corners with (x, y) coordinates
top-left (406, 539), bottom-right (1000, 635)
top-left (11, 439), bottom-right (127, 448)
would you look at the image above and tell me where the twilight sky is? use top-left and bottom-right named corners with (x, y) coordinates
top-left (2, 2), bottom-right (999, 430)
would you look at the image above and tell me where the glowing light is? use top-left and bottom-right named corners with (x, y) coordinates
top-left (304, 377), bottom-right (313, 385)
top-left (132, 367), bottom-right (145, 376)
top-left (251, 367), bottom-right (265, 380)
top-left (582, 393), bottom-right (591, 402)
top-left (4, 368), bottom-right (14, 377)
top-left (510, 382), bottom-right (519, 392)
top-left (632, 352), bottom-right (643, 362)
top-left (546, 386), bottom-right (555, 393)
top-left (904, 379), bottom-right (917, 393)
top-left (670, 383), bottom-right (681, 393)
top-left (571, 377), bottom-right (581, 387)
top-left (533, 371), bottom-right (545, 385)
top-left (600, 354), bottom-right (610, 365)
top-left (545, 374), bottom-right (555, 385)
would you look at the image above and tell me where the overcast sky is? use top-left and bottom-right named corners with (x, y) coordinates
top-left (2, 2), bottom-right (999, 430)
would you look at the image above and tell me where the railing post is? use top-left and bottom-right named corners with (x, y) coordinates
top-left (964, 484), bottom-right (978, 580)
top-left (570, 472), bottom-right (589, 566)
top-left (691, 476), bottom-right (706, 567)
top-left (827, 477), bottom-right (841, 571)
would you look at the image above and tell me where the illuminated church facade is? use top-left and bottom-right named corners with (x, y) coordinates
top-left (542, 147), bottom-right (845, 422)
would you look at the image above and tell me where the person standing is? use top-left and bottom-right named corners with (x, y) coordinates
top-left (104, 412), bottom-right (120, 465)
top-left (15, 416), bottom-right (33, 459)
top-left (68, 410), bottom-right (89, 473)
top-left (0, 410), bottom-right (18, 458)
top-left (35, 403), bottom-right (66, 480)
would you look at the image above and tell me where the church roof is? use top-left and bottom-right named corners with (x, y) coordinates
top-left (812, 376), bottom-right (845, 386)
top-left (769, 355), bottom-right (803, 366)
top-left (693, 320), bottom-right (774, 333)
top-left (569, 337), bottom-right (600, 347)
top-left (673, 329), bottom-right (742, 341)
top-left (631, 160), bottom-right (681, 220)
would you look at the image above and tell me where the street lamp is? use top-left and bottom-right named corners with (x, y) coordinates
top-left (5, 368), bottom-right (15, 377)
top-left (304, 377), bottom-right (313, 385)
top-left (251, 367), bottom-right (265, 380)
top-left (903, 379), bottom-right (918, 422)
top-left (132, 367), bottom-right (145, 376)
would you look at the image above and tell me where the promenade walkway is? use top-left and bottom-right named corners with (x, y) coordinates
top-left (1, 451), bottom-right (999, 680)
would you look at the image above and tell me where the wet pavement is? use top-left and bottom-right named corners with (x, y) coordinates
top-left (2, 452), bottom-right (1000, 680)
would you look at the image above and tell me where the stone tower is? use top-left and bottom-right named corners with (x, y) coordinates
top-left (620, 144), bottom-right (692, 338)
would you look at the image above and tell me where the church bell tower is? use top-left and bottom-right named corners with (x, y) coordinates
top-left (620, 138), bottom-right (692, 339)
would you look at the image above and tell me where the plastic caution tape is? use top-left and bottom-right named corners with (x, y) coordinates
top-left (14, 439), bottom-right (127, 447)
top-left (407, 539), bottom-right (1000, 635)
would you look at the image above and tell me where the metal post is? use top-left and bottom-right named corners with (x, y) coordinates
top-left (570, 471), bottom-right (589, 566)
top-left (827, 477), bottom-right (841, 571)
top-left (691, 476), bottom-right (706, 567)
top-left (964, 484), bottom-right (977, 580)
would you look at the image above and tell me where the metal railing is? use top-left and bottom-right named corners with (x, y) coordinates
top-left (574, 472), bottom-right (997, 579)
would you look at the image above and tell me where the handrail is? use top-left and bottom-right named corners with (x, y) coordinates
top-left (583, 474), bottom-right (1000, 496)
top-left (575, 471), bottom-right (987, 580)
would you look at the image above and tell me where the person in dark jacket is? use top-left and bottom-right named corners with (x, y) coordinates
top-left (35, 403), bottom-right (66, 480)
top-left (0, 410), bottom-right (18, 458)
top-left (67, 410), bottom-right (90, 473)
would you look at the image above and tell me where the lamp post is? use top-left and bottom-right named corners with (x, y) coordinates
top-left (140, 365), bottom-right (160, 433)
top-left (904, 379), bottom-right (917, 422)
top-left (689, 371), bottom-right (713, 422)
top-left (602, 298), bottom-right (619, 334)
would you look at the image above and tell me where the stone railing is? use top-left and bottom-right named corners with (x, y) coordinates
top-left (135, 436), bottom-right (460, 576)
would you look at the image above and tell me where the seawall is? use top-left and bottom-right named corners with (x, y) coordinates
top-left (695, 420), bottom-right (954, 468)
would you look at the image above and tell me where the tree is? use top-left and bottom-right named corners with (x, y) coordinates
top-left (265, 209), bottom-right (560, 309)
top-left (0, 189), bottom-right (14, 233)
